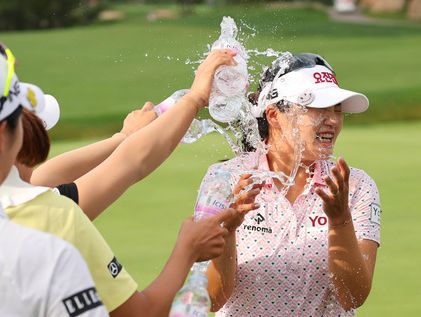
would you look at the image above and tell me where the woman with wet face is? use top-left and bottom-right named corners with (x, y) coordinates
top-left (197, 53), bottom-right (381, 316)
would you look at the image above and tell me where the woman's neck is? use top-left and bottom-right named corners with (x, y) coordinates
top-left (266, 146), bottom-right (314, 204)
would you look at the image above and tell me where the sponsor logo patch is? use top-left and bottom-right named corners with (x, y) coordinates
top-left (297, 90), bottom-right (315, 106)
top-left (62, 287), bottom-right (102, 317)
top-left (370, 203), bottom-right (381, 225)
top-left (244, 213), bottom-right (273, 234)
top-left (313, 71), bottom-right (338, 85)
top-left (308, 215), bottom-right (328, 227)
top-left (108, 257), bottom-right (123, 278)
top-left (267, 88), bottom-right (279, 100)
top-left (26, 87), bottom-right (38, 108)
top-left (243, 224), bottom-right (273, 234)
top-left (254, 213), bottom-right (265, 225)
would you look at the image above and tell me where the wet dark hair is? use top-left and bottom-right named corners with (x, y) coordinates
top-left (1, 106), bottom-right (23, 132)
top-left (241, 53), bottom-right (334, 152)
top-left (17, 108), bottom-right (50, 167)
top-left (242, 85), bottom-right (287, 152)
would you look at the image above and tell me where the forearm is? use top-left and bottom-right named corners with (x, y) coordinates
top-left (31, 134), bottom-right (125, 187)
top-left (127, 93), bottom-right (200, 181)
top-left (208, 232), bottom-right (237, 312)
top-left (74, 95), bottom-right (200, 219)
top-left (140, 244), bottom-right (196, 317)
top-left (73, 51), bottom-right (233, 220)
top-left (109, 245), bottom-right (195, 317)
top-left (328, 221), bottom-right (372, 310)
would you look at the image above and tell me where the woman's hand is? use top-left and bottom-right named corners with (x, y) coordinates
top-left (119, 102), bottom-right (157, 137)
top-left (315, 157), bottom-right (352, 227)
top-left (224, 174), bottom-right (263, 232)
top-left (176, 209), bottom-right (242, 262)
top-left (187, 49), bottom-right (237, 110)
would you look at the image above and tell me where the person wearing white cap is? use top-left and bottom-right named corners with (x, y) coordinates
top-left (0, 44), bottom-right (109, 317)
top-left (197, 52), bottom-right (381, 316)
top-left (0, 44), bottom-right (262, 317)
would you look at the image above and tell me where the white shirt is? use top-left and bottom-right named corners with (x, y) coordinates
top-left (0, 205), bottom-right (109, 317)
top-left (0, 166), bottom-right (49, 208)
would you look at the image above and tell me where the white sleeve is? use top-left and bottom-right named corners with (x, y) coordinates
top-left (47, 242), bottom-right (109, 317)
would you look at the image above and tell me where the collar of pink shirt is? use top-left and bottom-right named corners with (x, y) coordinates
top-left (254, 153), bottom-right (329, 193)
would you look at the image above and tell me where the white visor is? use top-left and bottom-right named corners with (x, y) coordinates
top-left (252, 65), bottom-right (369, 118)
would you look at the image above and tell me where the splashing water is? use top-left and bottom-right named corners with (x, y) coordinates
top-left (177, 17), bottom-right (311, 196)
top-left (181, 17), bottom-right (339, 204)
top-left (175, 16), bottom-right (351, 316)
top-left (247, 47), bottom-right (281, 58)
top-left (239, 19), bottom-right (258, 37)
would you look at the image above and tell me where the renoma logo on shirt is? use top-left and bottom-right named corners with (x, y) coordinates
top-left (255, 213), bottom-right (265, 225)
top-left (243, 213), bottom-right (273, 234)
top-left (62, 287), bottom-right (103, 317)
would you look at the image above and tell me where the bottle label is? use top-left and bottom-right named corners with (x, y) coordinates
top-left (194, 192), bottom-right (229, 220)
top-left (214, 42), bottom-right (238, 53)
top-left (194, 178), bottom-right (232, 220)
top-left (212, 41), bottom-right (246, 59)
top-left (154, 89), bottom-right (190, 116)
top-left (154, 102), bottom-right (170, 115)
top-left (195, 198), bottom-right (228, 218)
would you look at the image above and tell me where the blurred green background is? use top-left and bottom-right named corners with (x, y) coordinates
top-left (2, 1), bottom-right (421, 316)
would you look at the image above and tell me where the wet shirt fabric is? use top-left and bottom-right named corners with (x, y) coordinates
top-left (0, 205), bottom-right (108, 317)
top-left (196, 153), bottom-right (381, 317)
top-left (0, 167), bottom-right (138, 313)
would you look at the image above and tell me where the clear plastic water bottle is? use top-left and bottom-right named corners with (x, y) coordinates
top-left (154, 89), bottom-right (216, 144)
top-left (168, 270), bottom-right (210, 317)
top-left (154, 89), bottom-right (190, 117)
top-left (209, 16), bottom-right (249, 123)
top-left (169, 169), bottom-right (233, 316)
top-left (194, 168), bottom-right (233, 221)
top-left (192, 168), bottom-right (233, 273)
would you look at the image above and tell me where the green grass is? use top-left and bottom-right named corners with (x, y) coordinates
top-left (49, 121), bottom-right (421, 316)
top-left (2, 2), bottom-right (421, 314)
top-left (1, 3), bottom-right (421, 139)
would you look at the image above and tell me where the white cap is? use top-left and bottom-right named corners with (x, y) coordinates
top-left (1, 53), bottom-right (60, 130)
top-left (251, 64), bottom-right (369, 118)
top-left (31, 93), bottom-right (60, 130)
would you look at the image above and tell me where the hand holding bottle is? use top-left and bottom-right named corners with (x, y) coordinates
top-left (188, 49), bottom-right (237, 111)
top-left (119, 102), bottom-right (157, 136)
top-left (175, 208), bottom-right (239, 263)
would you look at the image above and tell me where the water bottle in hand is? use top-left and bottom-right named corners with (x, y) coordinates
top-left (154, 89), bottom-right (190, 116)
top-left (154, 89), bottom-right (215, 144)
top-left (192, 168), bottom-right (233, 273)
top-left (209, 16), bottom-right (249, 123)
top-left (195, 168), bottom-right (233, 221)
top-left (169, 270), bottom-right (210, 317)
